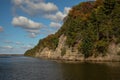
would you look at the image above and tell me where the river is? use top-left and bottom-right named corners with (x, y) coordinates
top-left (0, 56), bottom-right (120, 80)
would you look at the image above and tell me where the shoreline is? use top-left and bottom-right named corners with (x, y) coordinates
top-left (33, 56), bottom-right (120, 63)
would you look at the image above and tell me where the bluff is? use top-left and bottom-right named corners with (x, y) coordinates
top-left (24, 0), bottom-right (120, 61)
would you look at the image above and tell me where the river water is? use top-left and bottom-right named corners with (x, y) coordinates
top-left (0, 56), bottom-right (120, 80)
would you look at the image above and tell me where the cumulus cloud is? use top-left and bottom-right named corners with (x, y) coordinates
top-left (11, 0), bottom-right (71, 37)
top-left (12, 0), bottom-right (70, 22)
top-left (12, 16), bottom-right (44, 38)
top-left (0, 26), bottom-right (3, 32)
top-left (64, 7), bottom-right (71, 15)
top-left (12, 16), bottom-right (43, 29)
top-left (12, 0), bottom-right (58, 16)
top-left (50, 22), bottom-right (61, 28)
top-left (45, 7), bottom-right (71, 22)
top-left (45, 11), bottom-right (65, 22)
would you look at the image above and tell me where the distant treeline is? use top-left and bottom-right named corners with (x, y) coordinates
top-left (0, 54), bottom-right (24, 56)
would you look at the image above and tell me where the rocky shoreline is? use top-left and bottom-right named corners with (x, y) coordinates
top-left (24, 1), bottom-right (120, 63)
top-left (34, 35), bottom-right (120, 62)
top-left (36, 55), bottom-right (120, 62)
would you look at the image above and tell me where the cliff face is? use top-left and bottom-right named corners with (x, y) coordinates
top-left (35, 34), bottom-right (120, 61)
top-left (35, 35), bottom-right (67, 59)
top-left (35, 34), bottom-right (84, 60)
top-left (25, 0), bottom-right (120, 61)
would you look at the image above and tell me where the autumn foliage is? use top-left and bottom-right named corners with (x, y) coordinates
top-left (25, 0), bottom-right (120, 58)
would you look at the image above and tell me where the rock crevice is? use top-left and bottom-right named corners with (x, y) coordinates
top-left (35, 35), bottom-right (120, 61)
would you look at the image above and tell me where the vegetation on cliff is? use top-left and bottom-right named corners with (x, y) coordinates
top-left (24, 0), bottom-right (120, 58)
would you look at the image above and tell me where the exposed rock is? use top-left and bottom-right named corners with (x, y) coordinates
top-left (35, 35), bottom-right (120, 61)
top-left (35, 34), bottom-right (82, 60)
top-left (25, 0), bottom-right (120, 62)
top-left (35, 35), bottom-right (67, 59)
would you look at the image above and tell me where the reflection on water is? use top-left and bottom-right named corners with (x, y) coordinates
top-left (0, 56), bottom-right (120, 80)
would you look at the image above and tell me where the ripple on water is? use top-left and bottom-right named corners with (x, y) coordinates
top-left (0, 56), bottom-right (120, 80)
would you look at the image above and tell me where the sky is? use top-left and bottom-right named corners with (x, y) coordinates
top-left (0, 0), bottom-right (87, 54)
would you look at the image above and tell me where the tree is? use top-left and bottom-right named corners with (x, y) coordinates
top-left (103, 0), bottom-right (116, 15)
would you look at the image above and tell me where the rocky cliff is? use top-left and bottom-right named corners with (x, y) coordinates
top-left (24, 0), bottom-right (120, 61)
top-left (35, 35), bottom-right (83, 60)
top-left (35, 34), bottom-right (120, 61)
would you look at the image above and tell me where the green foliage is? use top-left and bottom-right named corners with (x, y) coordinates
top-left (103, 0), bottom-right (116, 15)
top-left (95, 40), bottom-right (108, 54)
top-left (25, 0), bottom-right (120, 58)
top-left (61, 47), bottom-right (66, 56)
top-left (24, 49), bottom-right (36, 57)
top-left (81, 36), bottom-right (94, 58)
top-left (42, 35), bottom-right (59, 50)
top-left (24, 34), bottom-right (59, 56)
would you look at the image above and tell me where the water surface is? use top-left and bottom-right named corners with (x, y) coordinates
top-left (0, 56), bottom-right (120, 80)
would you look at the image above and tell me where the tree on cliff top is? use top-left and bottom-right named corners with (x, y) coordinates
top-left (25, 0), bottom-right (120, 58)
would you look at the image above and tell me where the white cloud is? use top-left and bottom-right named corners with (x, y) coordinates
top-left (12, 0), bottom-right (70, 22)
top-left (26, 29), bottom-right (40, 34)
top-left (11, 0), bottom-right (71, 37)
top-left (50, 22), bottom-right (61, 28)
top-left (12, 0), bottom-right (58, 16)
top-left (45, 11), bottom-right (65, 22)
top-left (12, 0), bottom-right (23, 6)
top-left (64, 7), bottom-right (71, 14)
top-left (45, 7), bottom-right (71, 22)
top-left (12, 16), bottom-right (43, 29)
top-left (0, 26), bottom-right (3, 32)
top-left (0, 46), bottom-right (13, 49)
top-left (12, 16), bottom-right (44, 38)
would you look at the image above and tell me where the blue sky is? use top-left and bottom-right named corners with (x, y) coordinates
top-left (0, 0), bottom-right (86, 54)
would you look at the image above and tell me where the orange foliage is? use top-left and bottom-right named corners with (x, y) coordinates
top-left (94, 0), bottom-right (103, 8)
top-left (69, 2), bottom-right (94, 21)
